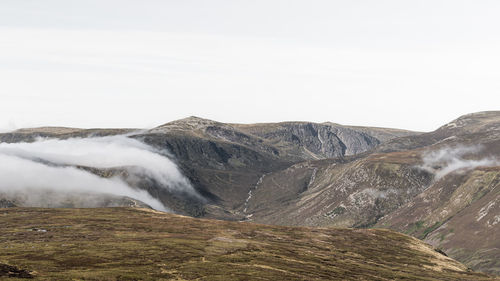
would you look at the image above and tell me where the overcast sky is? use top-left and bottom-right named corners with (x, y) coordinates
top-left (0, 0), bottom-right (499, 132)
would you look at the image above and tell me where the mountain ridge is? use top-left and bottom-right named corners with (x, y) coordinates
top-left (0, 111), bottom-right (498, 274)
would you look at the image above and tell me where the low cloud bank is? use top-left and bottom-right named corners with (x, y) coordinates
top-left (0, 135), bottom-right (199, 211)
top-left (421, 145), bottom-right (499, 180)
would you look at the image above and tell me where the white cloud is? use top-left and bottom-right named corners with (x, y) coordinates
top-left (0, 135), bottom-right (199, 211)
top-left (421, 145), bottom-right (499, 180)
top-left (0, 153), bottom-right (168, 211)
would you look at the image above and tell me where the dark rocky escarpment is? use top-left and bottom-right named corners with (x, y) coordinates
top-left (233, 121), bottom-right (412, 160)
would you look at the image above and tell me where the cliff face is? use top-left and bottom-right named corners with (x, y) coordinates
top-left (233, 122), bottom-right (375, 159)
top-left (150, 116), bottom-right (415, 161)
top-left (233, 121), bottom-right (415, 160)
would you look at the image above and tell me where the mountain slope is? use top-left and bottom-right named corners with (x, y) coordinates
top-left (0, 207), bottom-right (495, 280)
top-left (377, 166), bottom-right (500, 274)
top-left (243, 150), bottom-right (432, 227)
top-left (0, 112), bottom-right (498, 274)
top-left (242, 111), bottom-right (500, 274)
top-left (139, 117), bottom-right (418, 217)
top-left (0, 117), bottom-right (415, 220)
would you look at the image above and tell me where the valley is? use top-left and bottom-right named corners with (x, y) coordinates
top-left (0, 111), bottom-right (499, 277)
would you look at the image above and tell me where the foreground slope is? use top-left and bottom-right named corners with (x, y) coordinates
top-left (0, 208), bottom-right (495, 281)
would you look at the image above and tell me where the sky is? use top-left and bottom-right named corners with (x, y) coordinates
top-left (0, 0), bottom-right (499, 132)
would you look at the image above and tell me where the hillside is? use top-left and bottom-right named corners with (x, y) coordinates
top-left (242, 111), bottom-right (500, 274)
top-left (377, 166), bottom-right (500, 274)
top-left (129, 117), bottom-right (417, 217)
top-left (0, 112), bottom-right (498, 274)
top-left (0, 117), bottom-right (415, 219)
top-left (0, 207), bottom-right (495, 280)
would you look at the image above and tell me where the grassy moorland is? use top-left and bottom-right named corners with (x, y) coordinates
top-left (0, 208), bottom-right (496, 280)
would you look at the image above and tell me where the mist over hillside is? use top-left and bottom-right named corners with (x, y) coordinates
top-left (1, 111), bottom-right (499, 277)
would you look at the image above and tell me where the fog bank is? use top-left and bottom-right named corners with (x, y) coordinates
top-left (421, 145), bottom-right (499, 180)
top-left (0, 135), bottom-right (198, 211)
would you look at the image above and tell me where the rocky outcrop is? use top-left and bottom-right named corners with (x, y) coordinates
top-left (0, 198), bottom-right (16, 208)
top-left (0, 263), bottom-right (33, 278)
top-left (234, 121), bottom-right (415, 160)
top-left (152, 116), bottom-right (416, 161)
